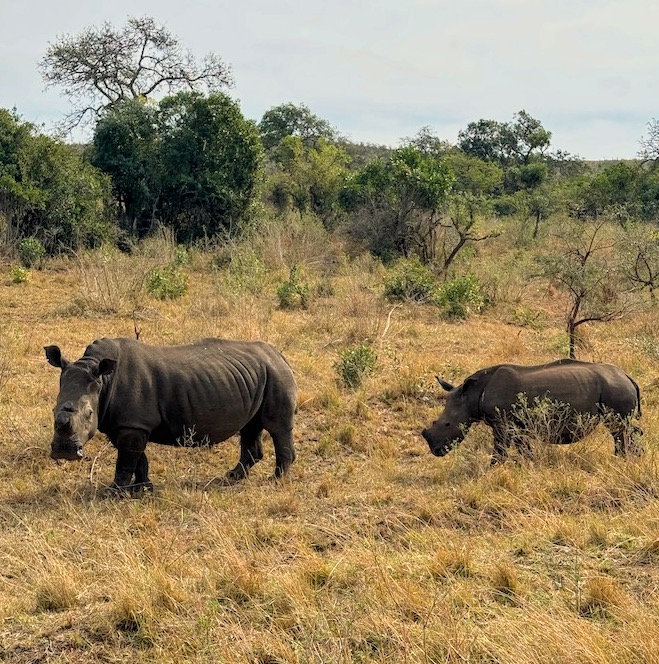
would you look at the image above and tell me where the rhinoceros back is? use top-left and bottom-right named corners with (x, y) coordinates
top-left (92, 338), bottom-right (296, 446)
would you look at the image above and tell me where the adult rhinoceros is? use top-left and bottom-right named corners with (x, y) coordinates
top-left (421, 359), bottom-right (642, 464)
top-left (45, 337), bottom-right (297, 492)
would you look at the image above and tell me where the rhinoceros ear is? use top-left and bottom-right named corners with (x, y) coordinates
top-left (436, 376), bottom-right (455, 392)
top-left (95, 358), bottom-right (117, 377)
top-left (45, 345), bottom-right (69, 370)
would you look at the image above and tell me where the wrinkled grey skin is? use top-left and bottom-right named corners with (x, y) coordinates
top-left (46, 337), bottom-right (297, 493)
top-left (421, 359), bottom-right (642, 464)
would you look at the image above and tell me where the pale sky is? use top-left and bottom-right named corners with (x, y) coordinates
top-left (1, 0), bottom-right (656, 159)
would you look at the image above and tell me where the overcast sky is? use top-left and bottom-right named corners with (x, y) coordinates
top-left (1, 0), bottom-right (656, 159)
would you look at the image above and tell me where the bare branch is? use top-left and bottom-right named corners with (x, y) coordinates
top-left (40, 16), bottom-right (233, 134)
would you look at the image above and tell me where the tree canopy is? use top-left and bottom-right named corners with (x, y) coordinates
top-left (91, 93), bottom-right (263, 243)
top-left (41, 16), bottom-right (233, 131)
top-left (259, 103), bottom-right (337, 152)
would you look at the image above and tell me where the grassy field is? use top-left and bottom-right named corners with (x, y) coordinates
top-left (2, 222), bottom-right (659, 663)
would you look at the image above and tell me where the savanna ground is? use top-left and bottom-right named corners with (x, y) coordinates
top-left (2, 219), bottom-right (659, 663)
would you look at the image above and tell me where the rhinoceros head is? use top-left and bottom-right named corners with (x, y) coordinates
top-left (45, 344), bottom-right (117, 461)
top-left (421, 375), bottom-right (480, 456)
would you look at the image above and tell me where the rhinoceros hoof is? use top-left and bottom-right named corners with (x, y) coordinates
top-left (108, 482), bottom-right (154, 498)
top-left (226, 466), bottom-right (248, 483)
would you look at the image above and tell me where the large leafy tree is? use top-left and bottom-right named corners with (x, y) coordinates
top-left (341, 146), bottom-right (454, 261)
top-left (92, 93), bottom-right (263, 243)
top-left (259, 103), bottom-right (337, 151)
top-left (90, 99), bottom-right (161, 237)
top-left (158, 92), bottom-right (263, 242)
top-left (41, 16), bottom-right (233, 131)
top-left (458, 110), bottom-right (551, 169)
top-left (267, 136), bottom-right (350, 225)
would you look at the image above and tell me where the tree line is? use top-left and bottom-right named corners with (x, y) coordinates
top-left (1, 16), bottom-right (658, 263)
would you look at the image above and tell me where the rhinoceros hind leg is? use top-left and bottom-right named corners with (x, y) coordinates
top-left (613, 422), bottom-right (644, 457)
top-left (227, 417), bottom-right (265, 481)
top-left (269, 426), bottom-right (296, 479)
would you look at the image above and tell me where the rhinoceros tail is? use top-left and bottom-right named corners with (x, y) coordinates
top-left (628, 374), bottom-right (642, 417)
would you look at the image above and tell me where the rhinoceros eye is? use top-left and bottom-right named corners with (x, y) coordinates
top-left (445, 422), bottom-right (451, 427)
top-left (84, 407), bottom-right (93, 419)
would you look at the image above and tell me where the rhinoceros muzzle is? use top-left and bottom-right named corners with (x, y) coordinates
top-left (421, 429), bottom-right (453, 457)
top-left (50, 439), bottom-right (84, 461)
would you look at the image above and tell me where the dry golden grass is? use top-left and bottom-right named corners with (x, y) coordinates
top-left (2, 226), bottom-right (659, 662)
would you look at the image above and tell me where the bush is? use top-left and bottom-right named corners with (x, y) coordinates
top-left (437, 274), bottom-right (486, 319)
top-left (17, 237), bottom-right (45, 268)
top-left (146, 265), bottom-right (188, 300)
top-left (383, 257), bottom-right (439, 303)
top-left (9, 265), bottom-right (30, 284)
top-left (335, 343), bottom-right (377, 389)
top-left (277, 264), bottom-right (310, 309)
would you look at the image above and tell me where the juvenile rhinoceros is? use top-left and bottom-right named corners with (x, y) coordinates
top-left (421, 359), bottom-right (642, 464)
top-left (45, 337), bottom-right (297, 492)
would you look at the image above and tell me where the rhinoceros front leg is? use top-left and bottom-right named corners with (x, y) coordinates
top-left (111, 429), bottom-right (150, 494)
top-left (227, 422), bottom-right (264, 482)
top-left (490, 425), bottom-right (511, 466)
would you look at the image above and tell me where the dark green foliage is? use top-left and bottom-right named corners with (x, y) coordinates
top-left (335, 343), bottom-right (377, 389)
top-left (0, 108), bottom-right (114, 253)
top-left (17, 237), bottom-right (45, 267)
top-left (158, 92), bottom-right (263, 243)
top-left (571, 162), bottom-right (659, 222)
top-left (90, 100), bottom-right (161, 238)
top-left (91, 93), bottom-right (263, 244)
top-left (267, 136), bottom-right (350, 225)
top-left (277, 264), bottom-right (310, 309)
top-left (383, 257), bottom-right (439, 303)
top-left (259, 103), bottom-right (337, 151)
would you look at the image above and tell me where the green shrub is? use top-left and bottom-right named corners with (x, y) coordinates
top-left (17, 237), bottom-right (46, 268)
top-left (335, 343), bottom-right (377, 389)
top-left (437, 274), bottom-right (486, 319)
top-left (146, 265), bottom-right (188, 300)
top-left (383, 257), bottom-right (439, 303)
top-left (173, 245), bottom-right (189, 266)
top-left (9, 265), bottom-right (30, 284)
top-left (277, 264), bottom-right (310, 309)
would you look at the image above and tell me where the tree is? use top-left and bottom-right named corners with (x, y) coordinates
top-left (0, 108), bottom-right (114, 252)
top-left (267, 136), bottom-right (350, 225)
top-left (402, 126), bottom-right (453, 157)
top-left (90, 99), bottom-right (161, 237)
top-left (438, 193), bottom-right (501, 272)
top-left (91, 92), bottom-right (263, 244)
top-left (340, 147), bottom-right (454, 261)
top-left (621, 225), bottom-right (659, 300)
top-left (458, 119), bottom-right (508, 164)
top-left (41, 16), bottom-right (233, 131)
top-left (458, 110), bottom-right (551, 169)
top-left (259, 103), bottom-right (337, 151)
top-left (537, 220), bottom-right (631, 359)
top-left (157, 92), bottom-right (263, 243)
top-left (639, 118), bottom-right (659, 168)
